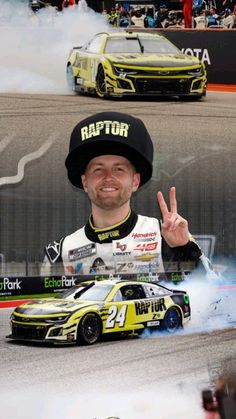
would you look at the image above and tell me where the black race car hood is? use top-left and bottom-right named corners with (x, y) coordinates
top-left (14, 299), bottom-right (99, 315)
top-left (105, 53), bottom-right (200, 68)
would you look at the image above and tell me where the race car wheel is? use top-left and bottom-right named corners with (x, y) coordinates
top-left (162, 308), bottom-right (181, 333)
top-left (96, 65), bottom-right (106, 98)
top-left (66, 64), bottom-right (76, 93)
top-left (77, 313), bottom-right (102, 345)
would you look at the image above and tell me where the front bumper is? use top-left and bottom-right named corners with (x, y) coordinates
top-left (7, 321), bottom-right (77, 344)
top-left (6, 334), bottom-right (74, 345)
top-left (105, 66), bottom-right (207, 97)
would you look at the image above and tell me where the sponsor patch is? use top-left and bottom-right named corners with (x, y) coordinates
top-left (115, 262), bottom-right (160, 273)
top-left (116, 262), bottom-right (134, 272)
top-left (135, 253), bottom-right (158, 262)
top-left (45, 238), bottom-right (64, 263)
top-left (116, 242), bottom-right (127, 252)
top-left (113, 242), bottom-right (131, 256)
top-left (69, 243), bottom-right (96, 261)
top-left (65, 263), bottom-right (83, 274)
top-left (132, 232), bottom-right (157, 240)
top-left (134, 242), bottom-right (158, 252)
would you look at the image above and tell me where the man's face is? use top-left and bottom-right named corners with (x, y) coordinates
top-left (81, 155), bottom-right (140, 211)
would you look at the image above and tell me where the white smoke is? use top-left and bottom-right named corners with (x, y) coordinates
top-left (0, 0), bottom-right (109, 93)
top-left (0, 388), bottom-right (205, 419)
top-left (140, 273), bottom-right (236, 340)
top-left (170, 274), bottom-right (236, 335)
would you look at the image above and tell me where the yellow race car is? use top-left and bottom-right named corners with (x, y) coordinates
top-left (7, 279), bottom-right (191, 345)
top-left (66, 31), bottom-right (207, 99)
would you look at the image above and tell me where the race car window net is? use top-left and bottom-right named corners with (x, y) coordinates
top-left (104, 37), bottom-right (179, 54)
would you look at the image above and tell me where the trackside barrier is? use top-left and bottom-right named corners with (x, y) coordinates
top-left (0, 276), bottom-right (79, 297)
top-left (126, 28), bottom-right (236, 85)
top-left (0, 272), bottom-right (187, 297)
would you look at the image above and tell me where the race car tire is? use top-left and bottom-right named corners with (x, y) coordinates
top-left (96, 65), bottom-right (107, 98)
top-left (162, 307), bottom-right (182, 333)
top-left (66, 64), bottom-right (76, 93)
top-left (77, 313), bottom-right (102, 345)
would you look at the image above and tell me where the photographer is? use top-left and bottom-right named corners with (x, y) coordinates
top-left (202, 369), bottom-right (236, 419)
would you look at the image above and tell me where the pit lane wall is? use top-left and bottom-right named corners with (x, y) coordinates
top-left (133, 28), bottom-right (236, 85)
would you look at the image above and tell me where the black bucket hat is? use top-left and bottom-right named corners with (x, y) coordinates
top-left (65, 111), bottom-right (153, 189)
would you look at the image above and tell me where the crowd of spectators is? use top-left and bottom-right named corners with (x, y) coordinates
top-left (103, 1), bottom-right (236, 29)
top-left (28, 0), bottom-right (236, 28)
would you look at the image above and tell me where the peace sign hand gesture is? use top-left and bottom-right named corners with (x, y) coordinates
top-left (157, 187), bottom-right (190, 248)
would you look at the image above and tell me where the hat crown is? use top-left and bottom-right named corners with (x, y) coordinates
top-left (66, 112), bottom-right (153, 189)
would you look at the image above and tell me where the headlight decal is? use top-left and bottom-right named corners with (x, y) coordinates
top-left (187, 67), bottom-right (204, 77)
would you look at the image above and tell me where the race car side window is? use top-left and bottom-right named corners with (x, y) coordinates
top-left (86, 35), bottom-right (104, 54)
top-left (120, 284), bottom-right (146, 301)
top-left (144, 284), bottom-right (171, 297)
top-left (112, 289), bottom-right (123, 302)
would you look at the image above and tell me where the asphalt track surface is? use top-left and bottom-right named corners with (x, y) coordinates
top-left (1, 307), bottom-right (236, 419)
top-left (0, 91), bottom-right (236, 418)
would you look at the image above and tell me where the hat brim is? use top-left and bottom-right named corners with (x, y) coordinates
top-left (65, 140), bottom-right (152, 189)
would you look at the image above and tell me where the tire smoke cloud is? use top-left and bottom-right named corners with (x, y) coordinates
top-left (0, 0), bottom-right (108, 93)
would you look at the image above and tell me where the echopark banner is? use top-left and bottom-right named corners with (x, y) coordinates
top-left (0, 274), bottom-right (139, 297)
top-left (130, 28), bottom-right (236, 85)
top-left (0, 276), bottom-right (78, 297)
top-left (0, 273), bottom-right (176, 297)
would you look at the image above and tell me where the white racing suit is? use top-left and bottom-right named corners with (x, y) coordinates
top-left (41, 211), bottom-right (205, 281)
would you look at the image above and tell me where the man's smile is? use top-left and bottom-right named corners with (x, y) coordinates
top-left (100, 187), bottom-right (118, 192)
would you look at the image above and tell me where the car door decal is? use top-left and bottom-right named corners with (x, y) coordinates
top-left (91, 59), bottom-right (99, 83)
top-left (106, 305), bottom-right (127, 328)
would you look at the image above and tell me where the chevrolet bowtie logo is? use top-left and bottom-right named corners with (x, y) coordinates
top-left (135, 253), bottom-right (158, 261)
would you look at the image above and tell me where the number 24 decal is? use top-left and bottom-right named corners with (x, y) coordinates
top-left (106, 305), bottom-right (127, 329)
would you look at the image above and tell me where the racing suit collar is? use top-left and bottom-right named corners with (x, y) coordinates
top-left (85, 210), bottom-right (138, 243)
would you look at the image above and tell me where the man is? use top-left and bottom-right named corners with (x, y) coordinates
top-left (130, 7), bottom-right (146, 27)
top-left (194, 9), bottom-right (208, 28)
top-left (207, 7), bottom-right (219, 27)
top-left (155, 4), bottom-right (169, 28)
top-left (181, 0), bottom-right (193, 28)
top-left (108, 7), bottom-right (118, 27)
top-left (221, 8), bottom-right (234, 27)
top-left (41, 111), bottom-right (206, 279)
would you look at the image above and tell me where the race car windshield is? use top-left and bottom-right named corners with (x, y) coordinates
top-left (104, 37), bottom-right (180, 54)
top-left (57, 283), bottom-right (113, 302)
